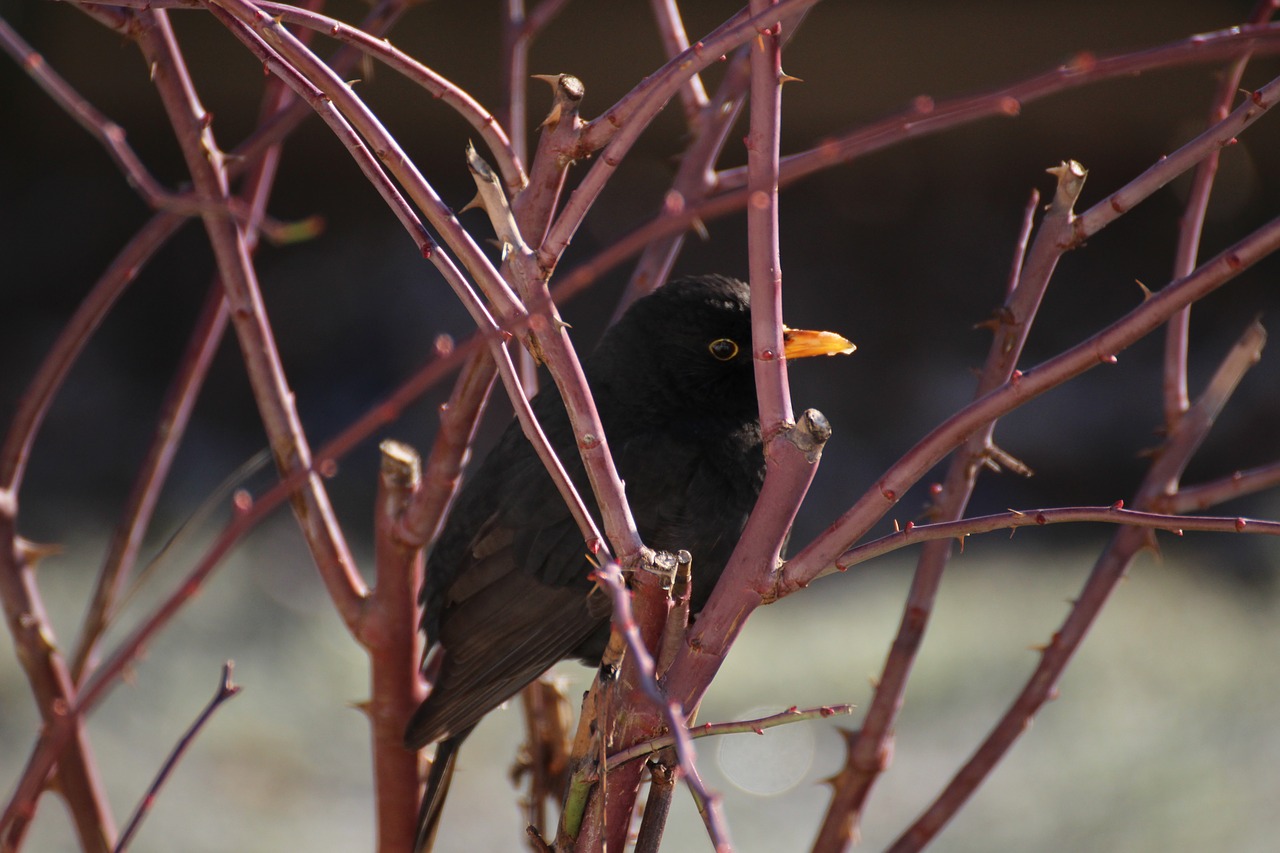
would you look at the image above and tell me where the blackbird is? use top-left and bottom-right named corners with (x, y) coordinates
top-left (405, 274), bottom-right (852, 849)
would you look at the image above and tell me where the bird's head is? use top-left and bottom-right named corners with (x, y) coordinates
top-left (591, 275), bottom-right (854, 421)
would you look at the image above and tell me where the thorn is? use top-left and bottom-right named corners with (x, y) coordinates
top-left (16, 537), bottom-right (63, 568)
top-left (778, 72), bottom-right (804, 85)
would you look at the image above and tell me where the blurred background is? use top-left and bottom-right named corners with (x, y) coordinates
top-left (2, 1), bottom-right (1279, 850)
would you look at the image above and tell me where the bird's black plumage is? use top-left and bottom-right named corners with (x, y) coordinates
top-left (404, 274), bottom-right (850, 848)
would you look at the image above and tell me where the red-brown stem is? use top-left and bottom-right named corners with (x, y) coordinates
top-left (502, 0), bottom-right (576, 173)
top-left (589, 5), bottom-right (812, 822)
top-left (595, 412), bottom-right (831, 838)
top-left (114, 663), bottom-right (241, 852)
top-left (1167, 460), bottom-right (1280, 513)
top-left (534, 277), bottom-right (648, 552)
top-left (780, 210), bottom-right (1280, 592)
top-left (397, 351), bottom-right (498, 547)
top-left (1072, 70), bottom-right (1280, 246)
top-left (368, 443), bottom-right (426, 851)
top-left (745, 0), bottom-right (791, 428)
top-left (1164, 2), bottom-right (1275, 425)
top-left (209, 0), bottom-right (627, 565)
top-left (834, 505), bottom-right (1279, 568)
top-left (889, 530), bottom-right (1147, 852)
top-left (598, 561), bottom-right (673, 853)
top-left (555, 24), bottom-right (1280, 323)
top-left (1, 329), bottom-right (496, 829)
top-left (138, 7), bottom-right (367, 626)
top-left (206, 0), bottom-right (526, 319)
top-left (0, 526), bottom-right (115, 851)
top-left (0, 19), bottom-right (200, 219)
top-left (607, 703), bottom-right (856, 770)
top-left (204, 2), bottom-right (605, 582)
top-left (541, 0), bottom-right (820, 269)
top-left (0, 197), bottom-right (180, 853)
top-left (812, 165), bottom-right (1082, 851)
top-left (70, 285), bottom-right (228, 683)
top-left (0, 209), bottom-right (182, 491)
top-left (3, 457), bottom-right (317, 839)
top-left (615, 43), bottom-right (751, 317)
top-left (255, 1), bottom-right (524, 191)
top-left (72, 29), bottom-right (300, 681)
top-left (514, 73), bottom-right (583, 254)
top-left (718, 23), bottom-right (1280, 194)
top-left (665, 410), bottom-right (830, 711)
top-left (618, 4), bottom-right (810, 315)
top-left (648, 0), bottom-right (710, 123)
top-left (887, 319), bottom-right (1267, 852)
top-left (592, 562), bottom-right (732, 853)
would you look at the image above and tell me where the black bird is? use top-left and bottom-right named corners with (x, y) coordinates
top-left (405, 274), bottom-right (852, 849)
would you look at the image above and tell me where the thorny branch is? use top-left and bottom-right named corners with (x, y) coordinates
top-left (4, 4), bottom-right (1280, 853)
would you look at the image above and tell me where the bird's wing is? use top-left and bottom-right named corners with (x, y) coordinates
top-left (405, 545), bottom-right (610, 745)
top-left (408, 392), bottom-right (612, 745)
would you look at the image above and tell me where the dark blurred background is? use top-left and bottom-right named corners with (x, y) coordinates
top-left (2, 1), bottom-right (1279, 851)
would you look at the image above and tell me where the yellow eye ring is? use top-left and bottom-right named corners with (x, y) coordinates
top-left (708, 338), bottom-right (739, 361)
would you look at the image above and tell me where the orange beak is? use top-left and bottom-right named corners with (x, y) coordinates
top-left (782, 326), bottom-right (856, 359)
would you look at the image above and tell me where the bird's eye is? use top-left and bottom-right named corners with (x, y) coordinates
top-left (708, 338), bottom-right (739, 361)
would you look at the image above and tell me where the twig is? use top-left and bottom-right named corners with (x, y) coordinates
top-left (647, 0), bottom-right (710, 124)
top-left (780, 211), bottom-right (1280, 591)
top-left (72, 36), bottom-right (302, 682)
top-left (0, 530), bottom-right (115, 851)
top-left (812, 162), bottom-right (1084, 850)
top-left (206, 0), bottom-right (525, 318)
top-left (367, 441), bottom-right (425, 851)
top-left (1071, 71), bottom-right (1280, 245)
top-left (502, 0), bottom-right (574, 169)
top-left (633, 759), bottom-right (676, 853)
top-left (1166, 460), bottom-right (1280, 513)
top-left (607, 703), bottom-right (855, 770)
top-left (0, 210), bottom-right (183, 492)
top-left (1, 280), bottom-right (628, 844)
top-left (0, 18), bottom-right (281, 228)
top-left (113, 662), bottom-right (241, 853)
top-left (138, 5), bottom-right (368, 630)
top-left (745, 0), bottom-right (792, 428)
top-left (252, 1), bottom-right (525, 191)
top-left (540, 0), bottom-right (821, 272)
top-left (834, 504), bottom-right (1280, 569)
top-left (396, 350), bottom-right (498, 548)
top-left (1163, 1), bottom-right (1276, 425)
top-left (887, 318), bottom-right (1268, 852)
top-left (592, 560), bottom-right (734, 853)
top-left (618, 7), bottom-right (808, 317)
top-left (599, 410), bottom-right (832, 849)
top-left (716, 23), bottom-right (1280, 194)
top-left (209, 0), bottom-right (640, 571)
top-left (547, 23), bottom-right (1280, 313)
top-left (69, 284), bottom-right (228, 683)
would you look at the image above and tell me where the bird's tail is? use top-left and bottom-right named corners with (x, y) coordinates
top-left (413, 732), bottom-right (467, 853)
